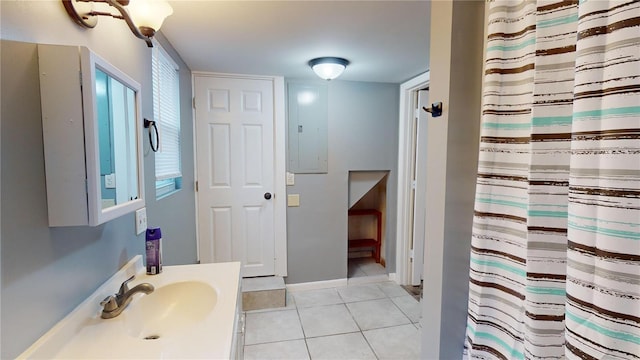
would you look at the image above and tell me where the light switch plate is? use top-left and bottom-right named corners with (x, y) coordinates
top-left (135, 207), bottom-right (147, 235)
top-left (286, 172), bottom-right (295, 186)
top-left (105, 173), bottom-right (116, 188)
top-left (287, 194), bottom-right (300, 207)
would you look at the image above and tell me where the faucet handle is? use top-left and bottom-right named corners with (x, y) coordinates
top-left (100, 295), bottom-right (118, 312)
top-left (117, 275), bottom-right (136, 296)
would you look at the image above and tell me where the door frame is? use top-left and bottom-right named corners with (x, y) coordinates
top-left (395, 71), bottom-right (429, 285)
top-left (191, 71), bottom-right (288, 277)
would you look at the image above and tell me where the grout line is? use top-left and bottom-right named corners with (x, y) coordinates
top-left (362, 322), bottom-right (418, 333)
top-left (361, 329), bottom-right (380, 360)
top-left (344, 300), bottom-right (364, 333)
top-left (294, 291), bottom-right (312, 360)
top-left (303, 337), bottom-right (311, 360)
top-left (303, 330), bottom-right (362, 340)
top-left (243, 276), bottom-right (419, 358)
top-left (389, 296), bottom-right (420, 323)
top-left (244, 337), bottom-right (306, 347)
top-left (295, 300), bottom-right (307, 339)
top-left (387, 296), bottom-right (413, 324)
top-left (343, 297), bottom-right (380, 360)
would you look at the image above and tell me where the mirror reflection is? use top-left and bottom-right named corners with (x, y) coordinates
top-left (95, 68), bottom-right (139, 209)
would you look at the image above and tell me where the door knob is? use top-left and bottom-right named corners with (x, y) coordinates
top-left (264, 192), bottom-right (272, 200)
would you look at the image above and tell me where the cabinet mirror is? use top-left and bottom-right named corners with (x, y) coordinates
top-left (95, 68), bottom-right (140, 210)
top-left (39, 44), bottom-right (145, 226)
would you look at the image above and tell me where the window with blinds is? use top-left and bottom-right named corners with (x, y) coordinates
top-left (152, 43), bottom-right (182, 198)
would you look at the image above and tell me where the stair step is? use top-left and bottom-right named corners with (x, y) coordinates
top-left (242, 276), bottom-right (286, 311)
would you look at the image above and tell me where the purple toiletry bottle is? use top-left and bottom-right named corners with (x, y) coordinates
top-left (145, 228), bottom-right (162, 275)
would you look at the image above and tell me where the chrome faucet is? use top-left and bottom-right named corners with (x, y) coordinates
top-left (100, 275), bottom-right (154, 319)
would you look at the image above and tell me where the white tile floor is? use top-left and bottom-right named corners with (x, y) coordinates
top-left (348, 257), bottom-right (388, 278)
top-left (243, 258), bottom-right (422, 360)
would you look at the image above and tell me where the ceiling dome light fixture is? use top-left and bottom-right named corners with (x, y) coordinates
top-left (308, 57), bottom-right (350, 80)
top-left (62, 0), bottom-right (173, 47)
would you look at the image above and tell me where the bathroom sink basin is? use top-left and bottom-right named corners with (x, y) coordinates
top-left (19, 258), bottom-right (241, 359)
top-left (124, 281), bottom-right (218, 339)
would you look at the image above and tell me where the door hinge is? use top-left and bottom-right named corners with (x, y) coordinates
top-left (195, 180), bottom-right (198, 192)
top-left (414, 108), bottom-right (420, 120)
top-left (409, 249), bottom-right (414, 260)
top-left (79, 71), bottom-right (83, 88)
top-left (411, 180), bottom-right (416, 189)
top-left (192, 97), bottom-right (196, 109)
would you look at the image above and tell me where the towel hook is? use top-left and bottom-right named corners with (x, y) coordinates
top-left (422, 102), bottom-right (443, 117)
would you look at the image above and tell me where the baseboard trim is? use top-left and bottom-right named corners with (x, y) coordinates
top-left (286, 278), bottom-right (348, 292)
top-left (286, 273), bottom-right (398, 291)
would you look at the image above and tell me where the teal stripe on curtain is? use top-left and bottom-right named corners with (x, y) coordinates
top-left (465, 0), bottom-right (640, 359)
top-left (566, 0), bottom-right (640, 355)
top-left (566, 310), bottom-right (640, 345)
top-left (467, 326), bottom-right (526, 360)
top-left (568, 221), bottom-right (640, 240)
top-left (470, 257), bottom-right (528, 277)
top-left (528, 210), bottom-right (568, 218)
top-left (573, 106), bottom-right (640, 120)
top-left (476, 198), bottom-right (529, 209)
top-left (537, 13), bottom-right (579, 28)
top-left (531, 116), bottom-right (573, 126)
top-left (487, 38), bottom-right (537, 51)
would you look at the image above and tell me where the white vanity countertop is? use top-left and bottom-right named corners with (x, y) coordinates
top-left (18, 256), bottom-right (241, 359)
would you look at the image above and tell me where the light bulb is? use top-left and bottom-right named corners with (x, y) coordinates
top-left (308, 57), bottom-right (349, 80)
top-left (127, 0), bottom-right (173, 35)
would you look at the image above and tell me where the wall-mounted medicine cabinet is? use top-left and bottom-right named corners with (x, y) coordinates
top-left (38, 44), bottom-right (145, 227)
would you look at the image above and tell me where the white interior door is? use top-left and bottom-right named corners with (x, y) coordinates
top-left (411, 89), bottom-right (429, 285)
top-left (194, 75), bottom-right (275, 277)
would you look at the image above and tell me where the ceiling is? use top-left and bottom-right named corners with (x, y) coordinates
top-left (160, 1), bottom-right (431, 84)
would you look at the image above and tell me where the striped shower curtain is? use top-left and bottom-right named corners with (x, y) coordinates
top-left (465, 0), bottom-right (639, 359)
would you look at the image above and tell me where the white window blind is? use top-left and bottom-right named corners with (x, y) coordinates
top-left (152, 44), bottom-right (181, 181)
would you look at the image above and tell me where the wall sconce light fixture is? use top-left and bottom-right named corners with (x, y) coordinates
top-left (308, 57), bottom-right (349, 80)
top-left (62, 0), bottom-right (173, 47)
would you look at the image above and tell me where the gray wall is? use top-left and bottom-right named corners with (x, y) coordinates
top-left (439, 3), bottom-right (484, 357)
top-left (421, 1), bottom-right (484, 359)
top-left (285, 80), bottom-right (399, 284)
top-left (0, 3), bottom-right (196, 358)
